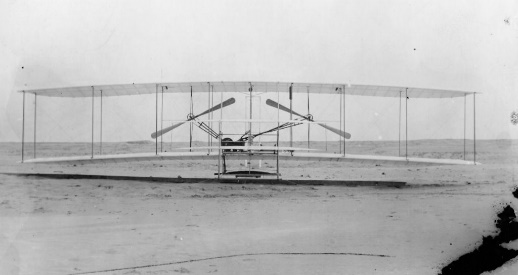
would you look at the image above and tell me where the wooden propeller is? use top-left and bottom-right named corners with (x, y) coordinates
top-left (266, 99), bottom-right (351, 139)
top-left (151, 97), bottom-right (236, 139)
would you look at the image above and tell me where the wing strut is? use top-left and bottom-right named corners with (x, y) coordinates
top-left (190, 86), bottom-right (193, 151)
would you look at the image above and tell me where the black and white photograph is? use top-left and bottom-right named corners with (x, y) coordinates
top-left (1, 0), bottom-right (517, 274)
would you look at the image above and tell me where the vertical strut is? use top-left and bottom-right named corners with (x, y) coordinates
top-left (219, 85), bottom-right (223, 131)
top-left (248, 83), bottom-right (252, 173)
top-left (405, 88), bottom-right (408, 160)
top-left (276, 83), bottom-right (280, 180)
top-left (34, 93), bottom-right (37, 159)
top-left (249, 83), bottom-right (253, 146)
top-left (207, 83), bottom-right (210, 154)
top-left (339, 89), bottom-right (342, 154)
top-left (218, 86), bottom-right (223, 179)
top-left (343, 85), bottom-right (346, 157)
top-left (289, 84), bottom-right (293, 148)
top-left (174, 87), bottom-right (176, 153)
top-left (91, 86), bottom-right (94, 159)
top-left (161, 86), bottom-right (164, 152)
top-left (100, 90), bottom-right (103, 155)
top-left (307, 86), bottom-right (310, 149)
top-left (22, 91), bottom-right (25, 162)
top-left (463, 94), bottom-right (466, 160)
top-left (210, 85), bottom-right (214, 149)
top-left (155, 84), bottom-right (158, 155)
top-left (399, 91), bottom-right (401, 157)
top-left (218, 125), bottom-right (221, 180)
top-left (473, 93), bottom-right (477, 164)
top-left (189, 86), bottom-right (193, 152)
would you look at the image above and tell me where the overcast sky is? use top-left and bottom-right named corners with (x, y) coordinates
top-left (1, 0), bottom-right (517, 142)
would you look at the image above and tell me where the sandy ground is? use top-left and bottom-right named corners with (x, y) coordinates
top-left (0, 140), bottom-right (517, 274)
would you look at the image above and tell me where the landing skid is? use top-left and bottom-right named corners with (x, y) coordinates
top-left (215, 170), bottom-right (280, 179)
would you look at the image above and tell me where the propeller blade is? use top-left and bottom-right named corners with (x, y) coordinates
top-left (151, 122), bottom-right (185, 139)
top-left (192, 97), bottom-right (236, 120)
top-left (265, 99), bottom-right (306, 118)
top-left (266, 99), bottom-right (351, 139)
top-left (151, 97), bottom-right (236, 139)
top-left (317, 123), bottom-right (351, 139)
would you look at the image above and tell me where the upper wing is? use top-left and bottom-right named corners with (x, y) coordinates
top-left (20, 82), bottom-right (474, 98)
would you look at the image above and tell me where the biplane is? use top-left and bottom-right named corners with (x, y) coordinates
top-left (19, 81), bottom-right (479, 180)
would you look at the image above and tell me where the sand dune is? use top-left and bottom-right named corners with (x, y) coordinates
top-left (0, 140), bottom-right (517, 274)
